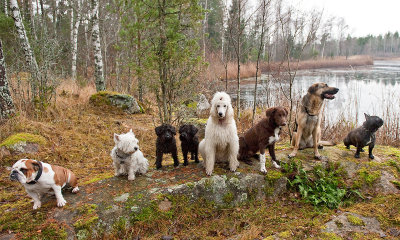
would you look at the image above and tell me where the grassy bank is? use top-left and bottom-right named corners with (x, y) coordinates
top-left (212, 55), bottom-right (373, 81)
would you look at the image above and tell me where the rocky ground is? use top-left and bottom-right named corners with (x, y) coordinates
top-left (0, 93), bottom-right (400, 239)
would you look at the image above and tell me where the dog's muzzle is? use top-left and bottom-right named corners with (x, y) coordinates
top-left (10, 170), bottom-right (19, 181)
top-left (322, 88), bottom-right (339, 99)
top-left (218, 112), bottom-right (224, 118)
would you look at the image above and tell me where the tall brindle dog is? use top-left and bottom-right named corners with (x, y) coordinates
top-left (288, 82), bottom-right (339, 160)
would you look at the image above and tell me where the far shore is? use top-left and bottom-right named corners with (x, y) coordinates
top-left (219, 55), bottom-right (378, 80)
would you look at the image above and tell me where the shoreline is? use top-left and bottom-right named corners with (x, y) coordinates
top-left (219, 55), bottom-right (376, 80)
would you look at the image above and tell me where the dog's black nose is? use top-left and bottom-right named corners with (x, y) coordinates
top-left (134, 147), bottom-right (138, 151)
top-left (333, 88), bottom-right (339, 93)
top-left (218, 112), bottom-right (223, 117)
top-left (10, 171), bottom-right (18, 181)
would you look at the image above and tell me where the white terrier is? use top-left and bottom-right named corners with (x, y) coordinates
top-left (111, 129), bottom-right (149, 180)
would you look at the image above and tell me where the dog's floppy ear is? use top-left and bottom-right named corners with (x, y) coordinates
top-left (179, 125), bottom-right (184, 134)
top-left (190, 125), bottom-right (198, 135)
top-left (32, 161), bottom-right (40, 172)
top-left (265, 107), bottom-right (276, 117)
top-left (308, 84), bottom-right (318, 94)
top-left (364, 113), bottom-right (370, 120)
top-left (114, 133), bottom-right (120, 143)
top-left (155, 126), bottom-right (163, 136)
top-left (170, 125), bottom-right (176, 135)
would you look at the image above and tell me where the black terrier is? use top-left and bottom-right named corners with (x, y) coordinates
top-left (155, 124), bottom-right (178, 169)
top-left (179, 124), bottom-right (199, 166)
top-left (344, 113), bottom-right (383, 159)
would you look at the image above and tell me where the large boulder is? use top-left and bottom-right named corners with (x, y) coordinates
top-left (89, 91), bottom-right (141, 114)
top-left (0, 132), bottom-right (46, 157)
top-left (196, 94), bottom-right (210, 117)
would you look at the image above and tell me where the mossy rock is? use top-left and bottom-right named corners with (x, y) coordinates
top-left (0, 132), bottom-right (47, 154)
top-left (89, 91), bottom-right (141, 114)
top-left (347, 214), bottom-right (365, 226)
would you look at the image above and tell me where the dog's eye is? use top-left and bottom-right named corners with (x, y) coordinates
top-left (217, 105), bottom-right (220, 107)
top-left (20, 168), bottom-right (27, 174)
top-left (224, 105), bottom-right (226, 107)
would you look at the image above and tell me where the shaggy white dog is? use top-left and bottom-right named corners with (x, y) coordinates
top-left (111, 129), bottom-right (149, 180)
top-left (199, 92), bottom-right (239, 175)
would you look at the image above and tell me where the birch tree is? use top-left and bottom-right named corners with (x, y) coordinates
top-left (0, 40), bottom-right (15, 120)
top-left (71, 0), bottom-right (81, 81)
top-left (252, 0), bottom-right (271, 125)
top-left (10, 0), bottom-right (41, 98)
top-left (4, 0), bottom-right (8, 16)
top-left (91, 0), bottom-right (105, 91)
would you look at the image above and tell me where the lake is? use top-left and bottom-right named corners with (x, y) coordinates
top-left (230, 60), bottom-right (400, 124)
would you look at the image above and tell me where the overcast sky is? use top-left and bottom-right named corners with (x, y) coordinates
top-left (293, 0), bottom-right (400, 37)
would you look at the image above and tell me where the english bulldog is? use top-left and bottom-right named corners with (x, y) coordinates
top-left (9, 159), bottom-right (79, 209)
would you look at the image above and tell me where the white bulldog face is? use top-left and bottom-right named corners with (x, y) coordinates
top-left (10, 159), bottom-right (40, 184)
top-left (113, 129), bottom-right (140, 159)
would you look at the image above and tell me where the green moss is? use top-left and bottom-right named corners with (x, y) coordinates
top-left (187, 101), bottom-right (198, 109)
top-left (222, 192), bottom-right (234, 205)
top-left (76, 204), bottom-right (97, 215)
top-left (265, 170), bottom-right (283, 182)
top-left (390, 180), bottom-right (400, 189)
top-left (334, 220), bottom-right (344, 228)
top-left (186, 182), bottom-right (195, 189)
top-left (353, 167), bottom-right (381, 188)
top-left (347, 214), bottom-right (365, 226)
top-left (319, 232), bottom-right (343, 240)
top-left (82, 172), bottom-right (114, 185)
top-left (73, 215), bottom-right (99, 230)
top-left (187, 118), bottom-right (208, 124)
top-left (37, 222), bottom-right (68, 240)
top-left (278, 230), bottom-right (291, 238)
top-left (0, 132), bottom-right (47, 148)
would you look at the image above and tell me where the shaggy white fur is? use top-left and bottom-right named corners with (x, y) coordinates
top-left (111, 129), bottom-right (149, 180)
top-left (199, 92), bottom-right (239, 175)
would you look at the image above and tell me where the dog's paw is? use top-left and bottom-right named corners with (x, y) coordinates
top-left (288, 153), bottom-right (296, 159)
top-left (260, 166), bottom-right (267, 173)
top-left (183, 161), bottom-right (188, 166)
top-left (72, 187), bottom-right (79, 193)
top-left (272, 161), bottom-right (281, 169)
top-left (346, 146), bottom-right (350, 149)
top-left (128, 175), bottom-right (136, 181)
top-left (361, 149), bottom-right (365, 152)
top-left (369, 154), bottom-right (375, 159)
top-left (205, 170), bottom-right (213, 176)
top-left (57, 199), bottom-right (67, 207)
top-left (33, 202), bottom-right (41, 210)
top-left (355, 154), bottom-right (360, 158)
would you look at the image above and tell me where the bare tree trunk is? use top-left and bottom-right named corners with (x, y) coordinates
top-left (28, 0), bottom-right (37, 40)
top-left (10, 0), bottom-right (40, 98)
top-left (202, 0), bottom-right (208, 59)
top-left (252, 0), bottom-right (269, 126)
top-left (236, 0), bottom-right (241, 118)
top-left (4, 0), bottom-right (8, 16)
top-left (0, 40), bottom-right (15, 120)
top-left (91, 0), bottom-right (105, 91)
top-left (71, 0), bottom-right (80, 81)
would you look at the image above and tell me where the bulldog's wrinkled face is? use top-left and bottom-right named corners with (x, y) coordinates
top-left (10, 159), bottom-right (40, 184)
top-left (308, 82), bottom-right (339, 100)
top-left (114, 129), bottom-right (139, 160)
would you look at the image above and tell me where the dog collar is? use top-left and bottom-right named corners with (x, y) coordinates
top-left (26, 160), bottom-right (43, 185)
top-left (304, 106), bottom-right (317, 117)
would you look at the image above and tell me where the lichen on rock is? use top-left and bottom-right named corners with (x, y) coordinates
top-left (89, 91), bottom-right (141, 114)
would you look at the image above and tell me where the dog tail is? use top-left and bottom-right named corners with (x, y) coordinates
top-left (319, 140), bottom-right (336, 146)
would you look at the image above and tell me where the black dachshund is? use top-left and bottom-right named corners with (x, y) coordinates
top-left (179, 124), bottom-right (199, 166)
top-left (155, 124), bottom-right (178, 169)
top-left (344, 113), bottom-right (383, 159)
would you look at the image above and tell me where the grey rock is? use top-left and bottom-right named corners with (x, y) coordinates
top-left (374, 171), bottom-right (400, 194)
top-left (1, 142), bottom-right (39, 155)
top-left (196, 94), bottom-right (210, 117)
top-left (114, 193), bottom-right (130, 202)
top-left (323, 212), bottom-right (385, 237)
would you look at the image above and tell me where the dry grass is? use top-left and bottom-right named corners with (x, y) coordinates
top-left (211, 55), bottom-right (373, 81)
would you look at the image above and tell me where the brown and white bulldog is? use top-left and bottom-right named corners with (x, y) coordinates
top-left (9, 159), bottom-right (79, 209)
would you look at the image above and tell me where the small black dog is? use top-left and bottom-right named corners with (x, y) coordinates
top-left (179, 124), bottom-right (199, 166)
top-left (344, 113), bottom-right (383, 159)
top-left (155, 124), bottom-right (178, 169)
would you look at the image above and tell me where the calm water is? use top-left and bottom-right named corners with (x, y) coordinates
top-left (230, 60), bottom-right (400, 124)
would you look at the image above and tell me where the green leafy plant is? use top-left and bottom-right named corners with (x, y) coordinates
top-left (287, 162), bottom-right (362, 209)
